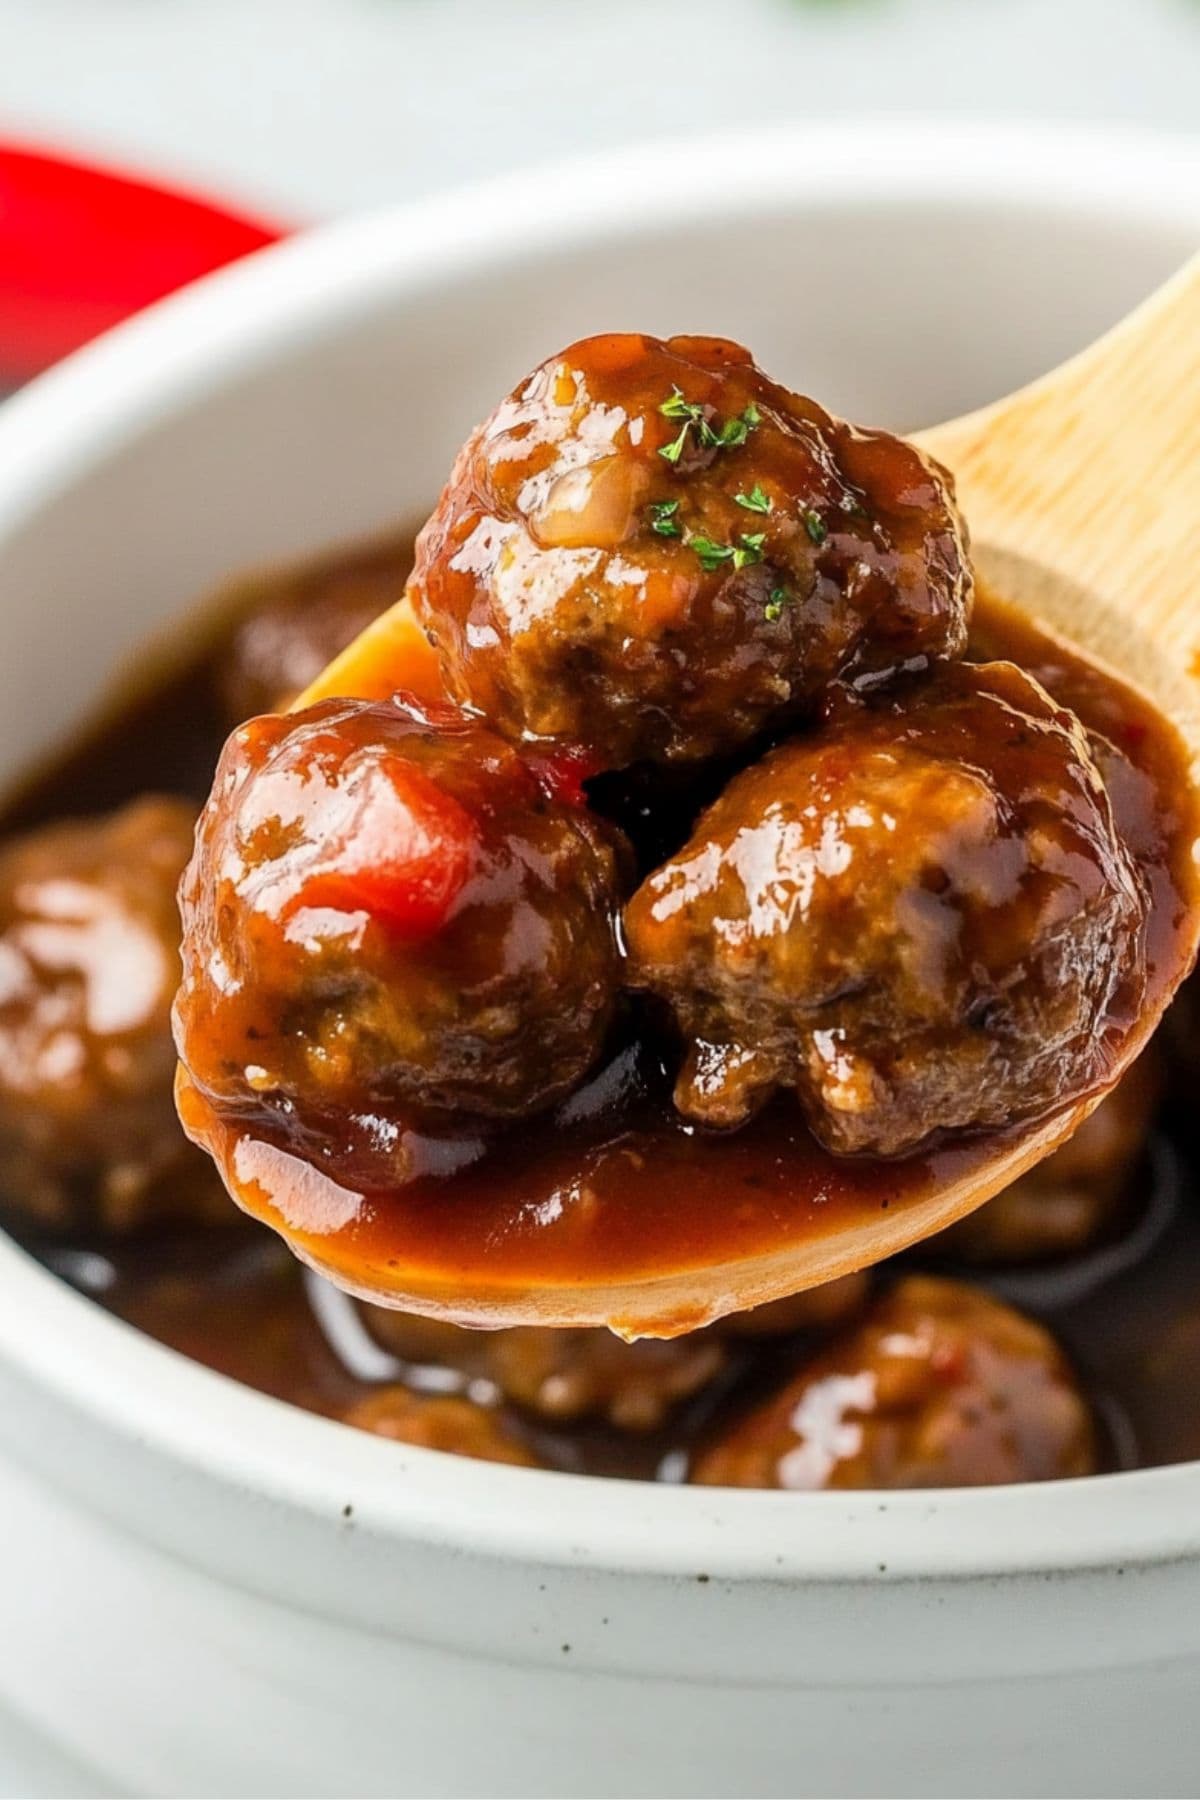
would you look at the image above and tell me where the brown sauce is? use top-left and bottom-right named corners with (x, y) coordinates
top-left (179, 1052), bottom-right (1033, 1315)
top-left (32, 1117), bottom-right (1200, 1478)
top-left (174, 593), bottom-right (1198, 1328)
top-left (4, 532), bottom-right (1200, 1480)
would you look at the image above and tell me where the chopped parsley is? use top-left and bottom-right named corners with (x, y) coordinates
top-left (709, 402), bottom-right (762, 450)
top-left (659, 386), bottom-right (701, 422)
top-left (712, 415), bottom-right (748, 449)
top-left (735, 484), bottom-right (772, 515)
top-left (733, 531), bottom-right (766, 570)
top-left (647, 499), bottom-right (682, 538)
top-left (657, 389), bottom-right (762, 464)
top-left (658, 386), bottom-right (707, 464)
top-left (764, 585), bottom-right (792, 623)
top-left (689, 534), bottom-right (736, 572)
top-left (688, 530), bottom-right (767, 574)
top-left (659, 424), bottom-right (691, 466)
top-left (803, 508), bottom-right (827, 545)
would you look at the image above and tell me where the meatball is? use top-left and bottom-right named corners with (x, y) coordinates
top-left (486, 1327), bottom-right (725, 1432)
top-left (625, 661), bottom-right (1146, 1157)
top-left (219, 540), bottom-right (409, 722)
top-left (343, 1388), bottom-right (540, 1466)
top-left (0, 797), bottom-right (225, 1232)
top-left (174, 694), bottom-right (623, 1186)
top-left (692, 1276), bottom-right (1097, 1488)
top-left (365, 1309), bottom-right (727, 1432)
top-left (409, 332), bottom-right (971, 767)
top-left (938, 1050), bottom-right (1161, 1265)
top-left (360, 1309), bottom-right (497, 1379)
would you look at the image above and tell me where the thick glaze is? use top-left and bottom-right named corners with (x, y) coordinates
top-left (174, 595), bottom-right (1198, 1332)
top-left (625, 659), bottom-right (1145, 1153)
top-left (4, 535), bottom-right (1200, 1478)
top-left (410, 332), bottom-right (971, 766)
top-left (175, 695), bottom-right (623, 1146)
top-left (33, 1107), bottom-right (1200, 1479)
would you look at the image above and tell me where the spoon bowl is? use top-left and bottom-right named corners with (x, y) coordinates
top-left (181, 258), bottom-right (1200, 1336)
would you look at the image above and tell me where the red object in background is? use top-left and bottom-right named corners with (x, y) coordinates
top-left (0, 140), bottom-right (286, 382)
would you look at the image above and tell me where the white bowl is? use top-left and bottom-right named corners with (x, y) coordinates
top-left (0, 121), bottom-right (1198, 1799)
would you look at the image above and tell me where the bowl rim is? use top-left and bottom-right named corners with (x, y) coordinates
top-left (1, 115), bottom-right (1200, 1589)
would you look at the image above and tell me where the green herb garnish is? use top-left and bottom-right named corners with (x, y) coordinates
top-left (803, 509), bottom-right (827, 545)
top-left (656, 390), bottom-right (761, 464)
top-left (659, 425), bottom-right (690, 465)
top-left (711, 403), bottom-right (762, 450)
top-left (660, 386), bottom-right (702, 422)
top-left (732, 531), bottom-right (766, 570)
top-left (658, 387), bottom-right (706, 463)
top-left (764, 585), bottom-right (791, 623)
top-left (647, 499), bottom-right (682, 538)
top-left (687, 530), bottom-right (767, 573)
top-left (735, 484), bottom-right (772, 515)
top-left (689, 534), bottom-right (736, 572)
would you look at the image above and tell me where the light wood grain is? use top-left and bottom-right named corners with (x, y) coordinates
top-left (919, 252), bottom-right (1200, 782)
top-left (299, 588), bottom-right (444, 708)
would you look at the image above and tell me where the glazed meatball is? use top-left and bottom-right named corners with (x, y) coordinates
top-left (174, 694), bottom-right (623, 1186)
top-left (365, 1309), bottom-right (727, 1433)
top-left (625, 661), bottom-right (1146, 1157)
top-left (343, 1388), bottom-right (540, 1466)
top-left (359, 1309), bottom-right (497, 1379)
top-left (220, 540), bottom-right (408, 722)
top-left (939, 1050), bottom-right (1161, 1265)
top-left (486, 1327), bottom-right (725, 1432)
top-left (692, 1276), bottom-right (1097, 1488)
top-left (409, 332), bottom-right (971, 767)
top-left (0, 797), bottom-right (225, 1232)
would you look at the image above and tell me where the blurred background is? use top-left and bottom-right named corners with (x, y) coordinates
top-left (2, 0), bottom-right (1197, 391)
top-left (2, 0), bottom-right (1199, 218)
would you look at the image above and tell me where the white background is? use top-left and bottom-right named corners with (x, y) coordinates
top-left (0, 0), bottom-right (1197, 219)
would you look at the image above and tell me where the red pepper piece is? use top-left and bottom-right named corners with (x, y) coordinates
top-left (294, 752), bottom-right (478, 940)
top-left (526, 744), bottom-right (603, 808)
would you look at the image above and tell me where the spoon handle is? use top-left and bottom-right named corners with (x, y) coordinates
top-left (918, 254), bottom-right (1200, 750)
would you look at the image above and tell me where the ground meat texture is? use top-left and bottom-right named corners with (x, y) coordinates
top-left (938, 1049), bottom-right (1161, 1265)
top-left (0, 797), bottom-right (226, 1233)
top-left (365, 1309), bottom-right (727, 1432)
top-left (486, 1327), bottom-right (726, 1431)
top-left (625, 661), bottom-right (1146, 1157)
top-left (342, 1388), bottom-right (540, 1466)
top-left (408, 332), bottom-right (972, 768)
top-left (691, 1276), bottom-right (1097, 1488)
top-left (174, 694), bottom-right (622, 1186)
top-left (219, 541), bottom-right (409, 722)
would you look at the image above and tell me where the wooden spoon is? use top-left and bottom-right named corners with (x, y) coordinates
top-left (182, 257), bottom-right (1200, 1337)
